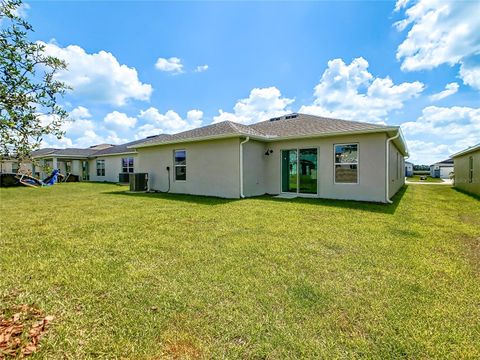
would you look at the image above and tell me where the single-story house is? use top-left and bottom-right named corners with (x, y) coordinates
top-left (2, 138), bottom-right (160, 182)
top-left (405, 161), bottom-right (413, 177)
top-left (430, 159), bottom-right (454, 179)
top-left (1, 114), bottom-right (408, 203)
top-left (451, 143), bottom-right (479, 196)
top-left (131, 113), bottom-right (407, 203)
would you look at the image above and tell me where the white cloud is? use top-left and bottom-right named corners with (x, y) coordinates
top-left (40, 106), bottom-right (129, 148)
top-left (402, 105), bottom-right (480, 163)
top-left (69, 106), bottom-right (92, 120)
top-left (299, 57), bottom-right (424, 123)
top-left (395, 0), bottom-right (480, 90)
top-left (459, 61), bottom-right (480, 90)
top-left (213, 87), bottom-right (294, 125)
top-left (41, 42), bottom-right (152, 106)
top-left (429, 82), bottom-right (459, 101)
top-left (12, 2), bottom-right (30, 18)
top-left (155, 57), bottom-right (183, 73)
top-left (194, 64), bottom-right (209, 73)
top-left (137, 107), bottom-right (203, 136)
top-left (394, 0), bottom-right (410, 12)
top-left (405, 140), bottom-right (452, 165)
top-left (104, 111), bottom-right (137, 129)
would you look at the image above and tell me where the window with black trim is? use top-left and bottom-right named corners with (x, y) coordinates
top-left (174, 150), bottom-right (186, 181)
top-left (122, 157), bottom-right (134, 173)
top-left (96, 160), bottom-right (105, 176)
top-left (334, 144), bottom-right (358, 183)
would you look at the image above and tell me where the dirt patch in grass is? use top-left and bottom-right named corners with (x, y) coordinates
top-left (0, 304), bottom-right (54, 358)
top-left (161, 339), bottom-right (202, 359)
top-left (460, 235), bottom-right (480, 276)
top-left (459, 214), bottom-right (480, 227)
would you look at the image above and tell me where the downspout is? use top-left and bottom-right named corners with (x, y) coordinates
top-left (385, 131), bottom-right (400, 204)
top-left (239, 136), bottom-right (250, 198)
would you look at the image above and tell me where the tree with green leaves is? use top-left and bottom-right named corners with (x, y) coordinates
top-left (0, 0), bottom-right (70, 162)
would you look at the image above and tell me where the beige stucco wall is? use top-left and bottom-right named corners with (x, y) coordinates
top-left (454, 149), bottom-right (480, 196)
top-left (136, 138), bottom-right (241, 198)
top-left (0, 160), bottom-right (14, 173)
top-left (388, 140), bottom-right (405, 198)
top-left (0, 160), bottom-right (33, 174)
top-left (242, 140), bottom-right (267, 197)
top-left (262, 133), bottom-right (390, 202)
top-left (134, 132), bottom-right (405, 202)
top-left (89, 154), bottom-right (137, 183)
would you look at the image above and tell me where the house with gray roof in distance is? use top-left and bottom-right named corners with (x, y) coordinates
top-left (0, 135), bottom-right (170, 183)
top-left (28, 137), bottom-right (167, 182)
top-left (429, 158), bottom-right (454, 179)
top-left (131, 113), bottom-right (408, 203)
top-left (405, 161), bottom-right (414, 177)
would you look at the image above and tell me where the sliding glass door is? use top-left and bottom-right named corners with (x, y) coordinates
top-left (281, 148), bottom-right (318, 194)
top-left (281, 150), bottom-right (297, 192)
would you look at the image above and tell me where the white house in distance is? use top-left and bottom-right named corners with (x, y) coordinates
top-left (405, 161), bottom-right (413, 177)
top-left (430, 159), bottom-right (454, 179)
top-left (1, 114), bottom-right (408, 203)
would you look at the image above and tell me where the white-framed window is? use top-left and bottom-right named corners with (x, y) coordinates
top-left (174, 150), bottom-right (186, 181)
top-left (469, 156), bottom-right (473, 183)
top-left (334, 143), bottom-right (358, 184)
top-left (122, 157), bottom-right (134, 173)
top-left (96, 160), bottom-right (105, 176)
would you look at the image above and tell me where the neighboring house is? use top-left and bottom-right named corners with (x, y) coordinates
top-left (451, 143), bottom-right (480, 196)
top-left (131, 113), bottom-right (407, 203)
top-left (405, 161), bottom-right (413, 177)
top-left (14, 139), bottom-right (163, 182)
top-left (0, 157), bottom-right (33, 175)
top-left (430, 159), bottom-right (454, 179)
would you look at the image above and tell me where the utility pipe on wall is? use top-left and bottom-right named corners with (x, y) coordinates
top-left (239, 137), bottom-right (250, 198)
top-left (385, 131), bottom-right (400, 204)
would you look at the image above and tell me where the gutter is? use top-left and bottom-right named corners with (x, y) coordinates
top-left (239, 137), bottom-right (250, 198)
top-left (385, 131), bottom-right (400, 204)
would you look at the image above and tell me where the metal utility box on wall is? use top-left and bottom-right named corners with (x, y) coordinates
top-left (129, 173), bottom-right (148, 192)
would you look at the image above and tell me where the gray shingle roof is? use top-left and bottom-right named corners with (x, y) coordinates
top-left (135, 121), bottom-right (264, 147)
top-left (31, 113), bottom-right (401, 157)
top-left (250, 113), bottom-right (388, 137)
top-left (134, 113), bottom-right (396, 148)
top-left (92, 135), bottom-right (172, 156)
top-left (433, 158), bottom-right (454, 165)
top-left (32, 147), bottom-right (96, 157)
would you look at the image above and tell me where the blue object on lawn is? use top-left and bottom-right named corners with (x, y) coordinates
top-left (43, 169), bottom-right (59, 186)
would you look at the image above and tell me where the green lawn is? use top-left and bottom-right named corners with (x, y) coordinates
top-left (407, 175), bottom-right (445, 183)
top-left (1, 183), bottom-right (479, 358)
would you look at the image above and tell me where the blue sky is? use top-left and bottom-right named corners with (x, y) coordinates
top-left (22, 0), bottom-right (480, 164)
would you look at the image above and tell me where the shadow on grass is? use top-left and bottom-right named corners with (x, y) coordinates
top-left (104, 185), bottom-right (408, 214)
top-left (104, 190), bottom-right (238, 206)
top-left (452, 187), bottom-right (480, 201)
top-left (257, 185), bottom-right (408, 214)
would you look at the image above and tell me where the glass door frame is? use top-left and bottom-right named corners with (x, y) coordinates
top-left (280, 147), bottom-right (319, 195)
